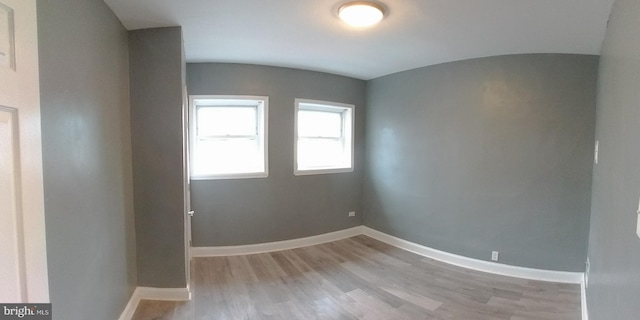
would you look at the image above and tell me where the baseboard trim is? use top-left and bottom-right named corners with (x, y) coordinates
top-left (362, 226), bottom-right (584, 284)
top-left (191, 226), bottom-right (363, 257)
top-left (191, 225), bottom-right (583, 284)
top-left (118, 286), bottom-right (191, 320)
top-left (135, 286), bottom-right (191, 301)
top-left (126, 226), bottom-right (587, 319)
top-left (118, 288), bottom-right (140, 320)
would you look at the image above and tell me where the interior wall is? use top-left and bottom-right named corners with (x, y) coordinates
top-left (586, 0), bottom-right (640, 317)
top-left (37, 0), bottom-right (136, 319)
top-left (187, 63), bottom-right (366, 246)
top-left (364, 54), bottom-right (598, 271)
top-left (129, 27), bottom-right (186, 288)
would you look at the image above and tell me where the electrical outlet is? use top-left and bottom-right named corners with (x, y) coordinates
top-left (348, 211), bottom-right (356, 217)
top-left (594, 140), bottom-right (599, 164)
top-left (491, 251), bottom-right (499, 261)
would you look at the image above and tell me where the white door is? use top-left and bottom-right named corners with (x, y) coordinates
top-left (0, 0), bottom-right (49, 303)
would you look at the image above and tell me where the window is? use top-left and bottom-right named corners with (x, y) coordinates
top-left (295, 99), bottom-right (354, 175)
top-left (190, 96), bottom-right (268, 179)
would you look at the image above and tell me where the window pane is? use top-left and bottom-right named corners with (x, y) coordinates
top-left (193, 138), bottom-right (263, 175)
top-left (298, 110), bottom-right (342, 138)
top-left (197, 106), bottom-right (257, 136)
top-left (297, 138), bottom-right (346, 169)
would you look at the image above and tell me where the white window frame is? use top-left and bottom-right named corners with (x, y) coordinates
top-left (189, 95), bottom-right (269, 180)
top-left (294, 99), bottom-right (354, 176)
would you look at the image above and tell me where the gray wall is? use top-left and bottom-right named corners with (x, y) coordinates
top-left (129, 27), bottom-right (186, 288)
top-left (586, 0), bottom-right (640, 318)
top-left (364, 54), bottom-right (598, 271)
top-left (37, 0), bottom-right (136, 319)
top-left (187, 63), bottom-right (366, 246)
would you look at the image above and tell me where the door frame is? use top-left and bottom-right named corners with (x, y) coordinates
top-left (182, 85), bottom-right (192, 288)
top-left (0, 0), bottom-right (50, 303)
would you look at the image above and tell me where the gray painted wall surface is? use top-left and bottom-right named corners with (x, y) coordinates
top-left (129, 27), bottom-right (186, 288)
top-left (187, 63), bottom-right (365, 246)
top-left (364, 54), bottom-right (598, 271)
top-left (586, 0), bottom-right (640, 318)
top-left (37, 0), bottom-right (136, 319)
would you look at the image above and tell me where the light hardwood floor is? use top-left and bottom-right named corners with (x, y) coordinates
top-left (133, 235), bottom-right (581, 320)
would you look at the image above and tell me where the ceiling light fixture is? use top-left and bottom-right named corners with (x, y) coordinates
top-left (338, 1), bottom-right (385, 28)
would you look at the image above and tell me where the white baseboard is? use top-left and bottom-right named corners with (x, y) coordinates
top-left (191, 226), bottom-right (363, 257)
top-left (118, 288), bottom-right (140, 320)
top-left (362, 227), bottom-right (584, 284)
top-left (135, 286), bottom-right (191, 301)
top-left (128, 226), bottom-right (587, 319)
top-left (191, 225), bottom-right (583, 284)
top-left (118, 286), bottom-right (191, 320)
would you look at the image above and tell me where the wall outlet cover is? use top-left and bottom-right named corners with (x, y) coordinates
top-left (491, 251), bottom-right (499, 261)
top-left (348, 211), bottom-right (356, 217)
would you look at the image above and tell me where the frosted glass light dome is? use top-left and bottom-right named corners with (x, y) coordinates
top-left (338, 2), bottom-right (385, 28)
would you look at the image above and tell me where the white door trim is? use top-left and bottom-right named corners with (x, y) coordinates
top-left (0, 0), bottom-right (49, 302)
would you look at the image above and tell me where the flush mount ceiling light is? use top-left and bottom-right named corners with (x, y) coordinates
top-left (338, 1), bottom-right (385, 28)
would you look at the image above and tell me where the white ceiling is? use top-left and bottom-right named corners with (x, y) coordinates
top-left (104, 0), bottom-right (614, 80)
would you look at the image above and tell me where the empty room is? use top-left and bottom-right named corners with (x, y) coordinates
top-left (2, 0), bottom-right (639, 319)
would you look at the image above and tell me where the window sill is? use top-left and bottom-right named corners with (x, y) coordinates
top-left (294, 167), bottom-right (354, 176)
top-left (191, 172), bottom-right (268, 180)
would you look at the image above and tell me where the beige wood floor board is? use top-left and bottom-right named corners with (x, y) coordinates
top-left (132, 236), bottom-right (581, 320)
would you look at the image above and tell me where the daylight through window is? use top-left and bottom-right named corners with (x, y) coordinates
top-left (190, 96), bottom-right (268, 179)
top-left (295, 99), bottom-right (354, 175)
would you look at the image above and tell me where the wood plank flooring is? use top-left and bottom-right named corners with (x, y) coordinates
top-left (133, 235), bottom-right (581, 320)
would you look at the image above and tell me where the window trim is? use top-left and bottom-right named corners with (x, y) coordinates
top-left (294, 98), bottom-right (355, 176)
top-left (189, 95), bottom-right (269, 180)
